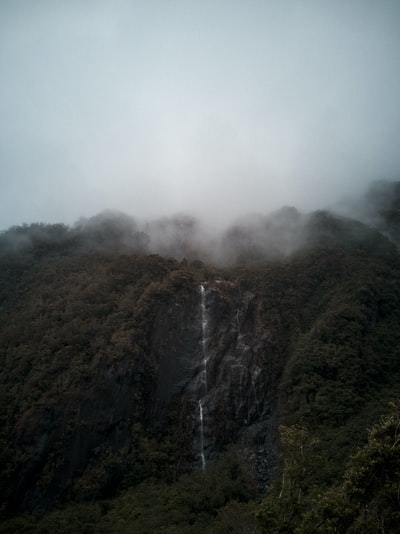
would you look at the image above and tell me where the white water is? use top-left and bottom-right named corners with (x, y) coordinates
top-left (198, 284), bottom-right (208, 470)
top-left (200, 284), bottom-right (208, 396)
top-left (198, 400), bottom-right (206, 470)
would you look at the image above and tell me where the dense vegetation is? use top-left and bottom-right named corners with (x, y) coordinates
top-left (1, 184), bottom-right (400, 532)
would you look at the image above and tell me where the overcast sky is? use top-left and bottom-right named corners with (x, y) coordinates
top-left (1, 0), bottom-right (400, 230)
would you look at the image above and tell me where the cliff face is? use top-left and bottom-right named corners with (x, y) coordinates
top-left (2, 211), bottom-right (400, 516)
top-left (130, 274), bottom-right (279, 484)
top-left (1, 258), bottom-right (285, 512)
top-left (149, 279), bottom-right (276, 475)
top-left (183, 282), bottom-right (273, 468)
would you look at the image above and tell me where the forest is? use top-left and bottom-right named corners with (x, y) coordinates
top-left (1, 181), bottom-right (400, 532)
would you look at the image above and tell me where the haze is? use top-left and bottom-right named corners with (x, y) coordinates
top-left (1, 0), bottom-right (400, 231)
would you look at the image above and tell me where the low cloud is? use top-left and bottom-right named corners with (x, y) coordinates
top-left (1, 1), bottom-right (399, 230)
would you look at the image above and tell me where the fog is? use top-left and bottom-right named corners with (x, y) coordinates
top-left (1, 178), bottom-right (398, 266)
top-left (1, 1), bottom-right (400, 231)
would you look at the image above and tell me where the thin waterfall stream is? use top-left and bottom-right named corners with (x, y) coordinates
top-left (200, 284), bottom-right (208, 396)
top-left (198, 400), bottom-right (206, 470)
top-left (198, 284), bottom-right (208, 469)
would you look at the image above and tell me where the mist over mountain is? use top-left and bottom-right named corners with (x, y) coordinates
top-left (2, 181), bottom-right (399, 265)
top-left (1, 1), bottom-right (400, 231)
top-left (2, 1), bottom-right (400, 528)
top-left (1, 181), bottom-right (400, 531)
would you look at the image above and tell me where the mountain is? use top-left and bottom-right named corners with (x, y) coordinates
top-left (1, 182), bottom-right (400, 532)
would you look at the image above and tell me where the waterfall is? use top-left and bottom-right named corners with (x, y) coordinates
top-left (198, 284), bottom-right (208, 470)
top-left (200, 284), bottom-right (208, 396)
top-left (198, 400), bottom-right (206, 470)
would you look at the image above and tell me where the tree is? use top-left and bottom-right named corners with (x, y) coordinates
top-left (300, 403), bottom-right (400, 533)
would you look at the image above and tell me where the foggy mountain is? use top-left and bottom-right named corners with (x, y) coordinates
top-left (1, 180), bottom-right (399, 264)
top-left (2, 1), bottom-right (399, 529)
top-left (1, 181), bottom-right (400, 532)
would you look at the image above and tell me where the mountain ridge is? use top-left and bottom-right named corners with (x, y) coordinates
top-left (1, 181), bottom-right (400, 532)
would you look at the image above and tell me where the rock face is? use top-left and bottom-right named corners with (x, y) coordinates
top-left (182, 282), bottom-right (273, 469)
top-left (10, 346), bottom-right (141, 511)
top-left (3, 267), bottom-right (280, 513)
top-left (145, 277), bottom-right (278, 480)
top-left (149, 278), bottom-right (277, 474)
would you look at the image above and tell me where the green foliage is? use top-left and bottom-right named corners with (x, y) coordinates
top-left (0, 253), bottom-right (195, 510)
top-left (212, 500), bottom-right (258, 533)
top-left (301, 405), bottom-right (400, 533)
top-left (1, 451), bottom-right (256, 533)
top-left (2, 214), bottom-right (400, 531)
top-left (257, 425), bottom-right (323, 532)
top-left (258, 404), bottom-right (400, 533)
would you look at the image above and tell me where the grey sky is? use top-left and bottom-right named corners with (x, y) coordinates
top-left (1, 0), bottom-right (400, 230)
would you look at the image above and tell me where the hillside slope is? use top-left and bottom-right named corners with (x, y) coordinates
top-left (1, 204), bottom-right (400, 531)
